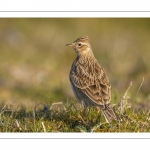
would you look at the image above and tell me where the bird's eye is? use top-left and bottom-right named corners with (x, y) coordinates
top-left (78, 43), bottom-right (82, 47)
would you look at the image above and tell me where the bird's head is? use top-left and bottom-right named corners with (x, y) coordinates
top-left (66, 36), bottom-right (92, 56)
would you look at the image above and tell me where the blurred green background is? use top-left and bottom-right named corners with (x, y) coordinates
top-left (0, 18), bottom-right (150, 107)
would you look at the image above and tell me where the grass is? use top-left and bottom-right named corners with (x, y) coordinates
top-left (0, 18), bottom-right (150, 132)
top-left (0, 86), bottom-right (150, 132)
top-left (0, 101), bottom-right (150, 132)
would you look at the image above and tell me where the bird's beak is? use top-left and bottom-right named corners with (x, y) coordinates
top-left (66, 43), bottom-right (74, 47)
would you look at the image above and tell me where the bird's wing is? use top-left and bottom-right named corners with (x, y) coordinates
top-left (70, 60), bottom-right (111, 106)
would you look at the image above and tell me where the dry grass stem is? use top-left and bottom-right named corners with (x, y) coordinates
top-left (120, 81), bottom-right (132, 114)
top-left (136, 77), bottom-right (144, 96)
top-left (42, 121), bottom-right (46, 132)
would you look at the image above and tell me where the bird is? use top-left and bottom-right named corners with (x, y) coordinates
top-left (66, 36), bottom-right (120, 123)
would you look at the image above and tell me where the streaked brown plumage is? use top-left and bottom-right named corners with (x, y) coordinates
top-left (66, 36), bottom-right (120, 123)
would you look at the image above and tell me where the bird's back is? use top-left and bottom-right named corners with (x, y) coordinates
top-left (69, 53), bottom-right (111, 108)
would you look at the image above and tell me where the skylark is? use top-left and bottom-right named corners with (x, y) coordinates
top-left (66, 36), bottom-right (120, 123)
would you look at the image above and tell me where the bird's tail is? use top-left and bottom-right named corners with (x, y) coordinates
top-left (101, 104), bottom-right (120, 123)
